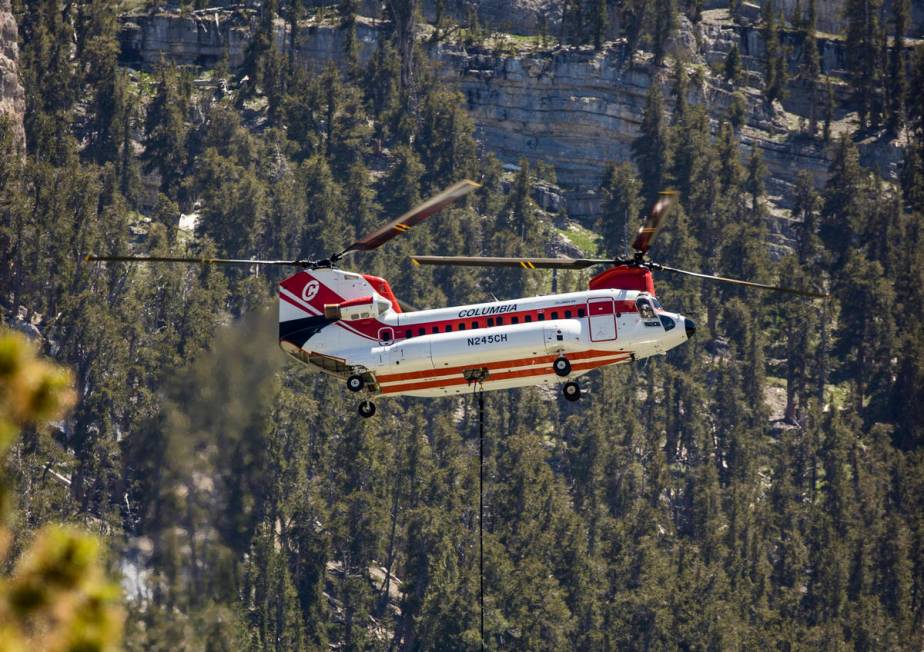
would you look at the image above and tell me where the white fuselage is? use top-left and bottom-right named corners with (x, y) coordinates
top-left (278, 270), bottom-right (691, 398)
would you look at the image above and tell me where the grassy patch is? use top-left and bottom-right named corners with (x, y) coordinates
top-left (556, 223), bottom-right (600, 256)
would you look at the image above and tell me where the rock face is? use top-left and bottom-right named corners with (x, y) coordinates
top-left (771, 0), bottom-right (924, 38)
top-left (119, 7), bottom-right (911, 244)
top-left (0, 0), bottom-right (25, 149)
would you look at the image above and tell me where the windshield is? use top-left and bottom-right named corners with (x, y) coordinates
top-left (636, 298), bottom-right (656, 320)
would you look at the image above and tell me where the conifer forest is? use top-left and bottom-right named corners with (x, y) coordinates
top-left (2, 0), bottom-right (924, 649)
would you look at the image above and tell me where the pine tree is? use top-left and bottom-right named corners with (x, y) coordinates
top-left (384, 0), bottom-right (420, 92)
top-left (845, 0), bottom-right (886, 129)
top-left (241, 0), bottom-right (279, 98)
top-left (598, 163), bottom-right (642, 257)
top-left (724, 44), bottom-right (742, 84)
top-left (143, 65), bottom-right (190, 199)
top-left (76, 0), bottom-right (121, 164)
top-left (592, 0), bottom-right (608, 50)
top-left (652, 0), bottom-right (678, 66)
top-left (416, 89), bottom-right (478, 191)
top-left (801, 0), bottom-right (821, 136)
top-left (887, 0), bottom-right (909, 133)
top-left (746, 147), bottom-right (766, 216)
top-left (834, 253), bottom-right (897, 416)
top-left (820, 136), bottom-right (866, 270)
top-left (633, 83), bottom-right (673, 204)
top-left (763, 1), bottom-right (788, 105)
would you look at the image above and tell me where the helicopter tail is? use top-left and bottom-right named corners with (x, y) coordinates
top-left (278, 269), bottom-right (402, 352)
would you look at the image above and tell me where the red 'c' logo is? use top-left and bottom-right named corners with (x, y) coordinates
top-left (302, 280), bottom-right (320, 303)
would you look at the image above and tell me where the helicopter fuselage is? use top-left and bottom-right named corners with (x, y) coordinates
top-left (278, 269), bottom-right (693, 398)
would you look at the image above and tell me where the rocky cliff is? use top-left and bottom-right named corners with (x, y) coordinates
top-left (118, 6), bottom-right (912, 248)
top-left (0, 0), bottom-right (25, 149)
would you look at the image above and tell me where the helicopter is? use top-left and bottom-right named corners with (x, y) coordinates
top-left (90, 179), bottom-right (823, 418)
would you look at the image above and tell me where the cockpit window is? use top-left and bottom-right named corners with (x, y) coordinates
top-left (637, 298), bottom-right (656, 320)
top-left (651, 298), bottom-right (662, 310)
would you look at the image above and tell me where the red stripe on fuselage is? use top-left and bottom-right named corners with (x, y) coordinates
top-left (379, 353), bottom-right (630, 395)
top-left (377, 348), bottom-right (629, 384)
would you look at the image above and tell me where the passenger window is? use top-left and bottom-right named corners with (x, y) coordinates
top-left (538, 313), bottom-right (545, 321)
top-left (496, 317), bottom-right (503, 326)
top-left (432, 326), bottom-right (439, 334)
top-left (472, 321), bottom-right (479, 329)
top-left (418, 328), bottom-right (425, 336)
top-left (405, 330), bottom-right (412, 339)
top-left (525, 314), bottom-right (532, 323)
top-left (551, 311), bottom-right (559, 320)
top-left (487, 318), bottom-right (494, 327)
top-left (445, 324), bottom-right (452, 332)
top-left (578, 308), bottom-right (586, 318)
top-left (459, 323), bottom-right (466, 330)
top-left (512, 316), bottom-right (519, 325)
top-left (565, 310), bottom-right (572, 319)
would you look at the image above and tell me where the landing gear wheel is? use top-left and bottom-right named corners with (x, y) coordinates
top-left (553, 357), bottom-right (572, 377)
top-left (358, 400), bottom-right (376, 418)
top-left (347, 374), bottom-right (364, 392)
top-left (562, 381), bottom-right (581, 402)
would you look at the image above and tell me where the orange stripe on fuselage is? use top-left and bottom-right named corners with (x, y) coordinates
top-left (378, 353), bottom-right (630, 395)
top-left (376, 348), bottom-right (629, 384)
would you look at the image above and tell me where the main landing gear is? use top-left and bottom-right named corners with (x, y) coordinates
top-left (348, 375), bottom-right (377, 418)
top-left (553, 356), bottom-right (571, 377)
top-left (347, 374), bottom-right (365, 392)
top-left (562, 381), bottom-right (581, 402)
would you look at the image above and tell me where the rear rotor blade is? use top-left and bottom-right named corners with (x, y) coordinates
top-left (654, 263), bottom-right (827, 297)
top-left (410, 255), bottom-right (617, 270)
top-left (339, 179), bottom-right (480, 257)
top-left (632, 192), bottom-right (674, 255)
top-left (85, 255), bottom-right (309, 267)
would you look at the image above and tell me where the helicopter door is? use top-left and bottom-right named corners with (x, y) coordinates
top-left (587, 298), bottom-right (617, 341)
top-left (378, 327), bottom-right (394, 346)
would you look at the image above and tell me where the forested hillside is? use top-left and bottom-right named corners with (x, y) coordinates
top-left (2, 0), bottom-right (924, 649)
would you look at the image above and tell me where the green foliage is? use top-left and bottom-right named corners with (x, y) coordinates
top-left (4, 2), bottom-right (924, 649)
top-left (142, 64), bottom-right (190, 199)
top-left (0, 331), bottom-right (123, 651)
top-left (598, 163), bottom-right (642, 257)
top-left (633, 83), bottom-right (673, 204)
top-left (762, 0), bottom-right (788, 104)
top-left (724, 44), bottom-right (742, 83)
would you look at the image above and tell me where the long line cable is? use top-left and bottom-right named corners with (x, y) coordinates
top-left (478, 385), bottom-right (485, 652)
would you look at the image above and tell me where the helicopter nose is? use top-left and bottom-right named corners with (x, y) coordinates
top-left (685, 317), bottom-right (696, 338)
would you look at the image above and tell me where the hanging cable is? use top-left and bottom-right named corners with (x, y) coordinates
top-left (478, 384), bottom-right (485, 652)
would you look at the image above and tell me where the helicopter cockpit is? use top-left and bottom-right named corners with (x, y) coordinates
top-left (636, 296), bottom-right (657, 321)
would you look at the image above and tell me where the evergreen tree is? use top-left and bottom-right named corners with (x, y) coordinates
top-left (143, 65), bottom-right (190, 199)
top-left (887, 0), bottom-right (910, 133)
top-left (633, 83), bottom-right (673, 204)
top-left (724, 44), bottom-right (742, 84)
top-left (845, 0), bottom-right (886, 129)
top-left (652, 0), bottom-right (679, 66)
top-left (763, 1), bottom-right (788, 105)
top-left (241, 0), bottom-right (279, 99)
top-left (598, 163), bottom-right (642, 257)
top-left (800, 0), bottom-right (821, 136)
top-left (592, 0), bottom-right (608, 50)
top-left (416, 89), bottom-right (479, 191)
top-left (820, 136), bottom-right (867, 270)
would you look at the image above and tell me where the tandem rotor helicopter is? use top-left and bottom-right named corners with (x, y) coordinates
top-left (90, 179), bottom-right (823, 417)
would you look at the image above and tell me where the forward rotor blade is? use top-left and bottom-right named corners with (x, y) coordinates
top-left (410, 255), bottom-right (617, 270)
top-left (632, 192), bottom-right (675, 255)
top-left (339, 179), bottom-right (480, 256)
top-left (655, 264), bottom-right (827, 297)
top-left (85, 255), bottom-right (307, 267)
